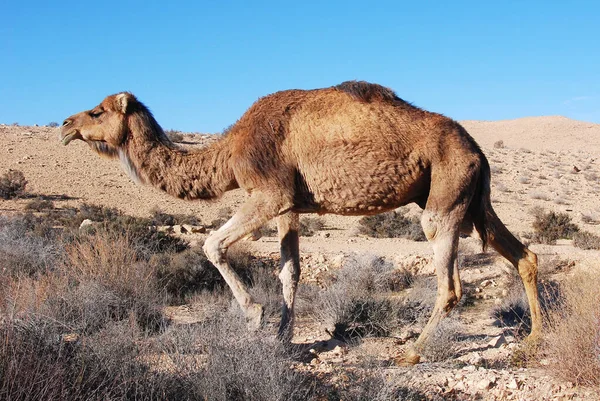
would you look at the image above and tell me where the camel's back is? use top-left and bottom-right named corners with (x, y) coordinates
top-left (230, 82), bottom-right (484, 214)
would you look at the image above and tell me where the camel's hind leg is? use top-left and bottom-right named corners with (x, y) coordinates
top-left (402, 207), bottom-right (465, 365)
top-left (203, 191), bottom-right (289, 330)
top-left (487, 209), bottom-right (542, 342)
top-left (277, 212), bottom-right (300, 342)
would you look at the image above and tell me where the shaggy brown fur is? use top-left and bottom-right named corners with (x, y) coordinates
top-left (61, 81), bottom-right (542, 364)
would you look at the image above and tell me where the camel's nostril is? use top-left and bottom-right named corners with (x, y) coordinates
top-left (63, 119), bottom-right (71, 126)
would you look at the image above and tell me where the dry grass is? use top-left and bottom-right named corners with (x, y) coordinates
top-left (544, 272), bottom-right (600, 387)
top-left (0, 212), bottom-right (326, 401)
top-left (0, 169), bottom-right (27, 199)
top-left (299, 216), bottom-right (325, 236)
top-left (24, 197), bottom-right (55, 211)
top-left (358, 209), bottom-right (425, 241)
top-left (572, 231), bottom-right (600, 250)
top-left (303, 254), bottom-right (424, 340)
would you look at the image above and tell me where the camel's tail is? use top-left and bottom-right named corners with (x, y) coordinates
top-left (468, 156), bottom-right (493, 250)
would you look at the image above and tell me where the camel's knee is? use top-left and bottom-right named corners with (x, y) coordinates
top-left (421, 210), bottom-right (439, 241)
top-left (517, 250), bottom-right (538, 283)
top-left (202, 235), bottom-right (225, 264)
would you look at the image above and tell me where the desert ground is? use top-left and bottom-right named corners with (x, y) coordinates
top-left (1, 116), bottom-right (600, 400)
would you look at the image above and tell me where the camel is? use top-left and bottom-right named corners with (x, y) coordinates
top-left (60, 81), bottom-right (541, 364)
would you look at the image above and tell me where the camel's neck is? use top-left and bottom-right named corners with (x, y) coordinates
top-left (121, 115), bottom-right (237, 200)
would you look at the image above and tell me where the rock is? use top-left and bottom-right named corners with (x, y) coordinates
top-left (330, 254), bottom-right (345, 268)
top-left (79, 219), bottom-right (94, 229)
top-left (477, 377), bottom-right (496, 390)
top-left (318, 232), bottom-right (330, 238)
top-left (507, 378), bottom-right (520, 390)
top-left (480, 279), bottom-right (495, 287)
top-left (464, 365), bottom-right (477, 373)
top-left (172, 225), bottom-right (186, 234)
top-left (468, 352), bottom-right (484, 366)
top-left (488, 335), bottom-right (506, 348)
top-left (453, 381), bottom-right (466, 391)
top-left (190, 225), bottom-right (206, 234)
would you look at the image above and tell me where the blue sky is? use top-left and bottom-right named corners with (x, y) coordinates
top-left (1, 1), bottom-right (599, 132)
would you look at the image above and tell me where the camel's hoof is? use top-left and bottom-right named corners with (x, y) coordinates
top-left (393, 348), bottom-right (421, 366)
top-left (246, 303), bottom-right (264, 331)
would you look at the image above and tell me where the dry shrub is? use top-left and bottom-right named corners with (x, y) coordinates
top-left (492, 271), bottom-right (561, 338)
top-left (150, 207), bottom-right (200, 226)
top-left (358, 209), bottom-right (426, 241)
top-left (531, 207), bottom-right (579, 244)
top-left (421, 317), bottom-right (461, 362)
top-left (24, 197), bottom-right (55, 211)
top-left (165, 129), bottom-right (185, 143)
top-left (544, 272), bottom-right (600, 386)
top-left (307, 254), bottom-right (424, 340)
top-left (0, 215), bottom-right (59, 276)
top-left (0, 169), bottom-right (27, 199)
top-left (299, 216), bottom-right (325, 236)
top-left (194, 313), bottom-right (315, 401)
top-left (60, 230), bottom-right (166, 332)
top-left (573, 231), bottom-right (600, 250)
top-left (493, 140), bottom-right (505, 149)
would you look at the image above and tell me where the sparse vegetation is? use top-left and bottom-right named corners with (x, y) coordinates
top-left (358, 209), bottom-right (425, 241)
top-left (572, 231), bottom-right (600, 250)
top-left (150, 207), bottom-right (200, 226)
top-left (47, 121), bottom-right (59, 127)
top-left (544, 272), bottom-right (600, 386)
top-left (24, 197), bottom-right (54, 211)
top-left (531, 207), bottom-right (579, 244)
top-left (493, 140), bottom-right (504, 149)
top-left (306, 254), bottom-right (429, 340)
top-left (165, 129), bottom-right (185, 143)
top-left (0, 169), bottom-right (27, 199)
top-left (299, 216), bottom-right (325, 236)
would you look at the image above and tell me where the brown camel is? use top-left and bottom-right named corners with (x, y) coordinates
top-left (60, 81), bottom-right (541, 364)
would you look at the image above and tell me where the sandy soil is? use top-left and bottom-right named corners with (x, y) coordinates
top-left (1, 116), bottom-right (600, 400)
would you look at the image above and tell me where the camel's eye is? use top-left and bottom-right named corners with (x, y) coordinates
top-left (89, 110), bottom-right (104, 118)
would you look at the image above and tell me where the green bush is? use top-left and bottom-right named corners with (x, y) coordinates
top-left (531, 208), bottom-right (579, 244)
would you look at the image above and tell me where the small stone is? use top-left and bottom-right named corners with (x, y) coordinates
top-left (453, 381), bottom-right (466, 391)
top-left (464, 365), bottom-right (477, 373)
top-left (507, 378), bottom-right (520, 390)
top-left (318, 232), bottom-right (330, 238)
top-left (477, 377), bottom-right (496, 390)
top-left (488, 335), bottom-right (506, 348)
top-left (79, 219), bottom-right (94, 229)
top-left (190, 225), bottom-right (206, 234)
top-left (469, 352), bottom-right (484, 366)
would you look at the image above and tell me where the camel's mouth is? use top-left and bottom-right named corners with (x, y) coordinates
top-left (60, 130), bottom-right (82, 146)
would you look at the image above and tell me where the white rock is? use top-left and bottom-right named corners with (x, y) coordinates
top-left (477, 377), bottom-right (496, 390)
top-left (79, 219), bottom-right (94, 229)
top-left (507, 378), bottom-right (520, 390)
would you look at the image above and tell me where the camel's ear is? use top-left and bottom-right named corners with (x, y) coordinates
top-left (114, 92), bottom-right (137, 114)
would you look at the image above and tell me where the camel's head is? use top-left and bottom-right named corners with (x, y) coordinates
top-left (60, 92), bottom-right (142, 157)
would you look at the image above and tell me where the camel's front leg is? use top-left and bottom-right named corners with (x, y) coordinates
top-left (202, 192), bottom-right (283, 330)
top-left (277, 212), bottom-right (300, 342)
